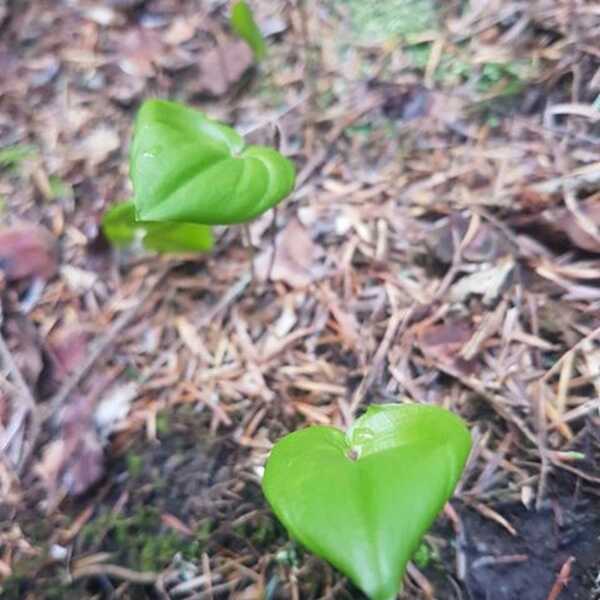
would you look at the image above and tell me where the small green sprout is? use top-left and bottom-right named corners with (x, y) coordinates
top-left (230, 0), bottom-right (267, 61)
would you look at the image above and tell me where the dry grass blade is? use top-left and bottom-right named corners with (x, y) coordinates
top-left (0, 318), bottom-right (39, 474)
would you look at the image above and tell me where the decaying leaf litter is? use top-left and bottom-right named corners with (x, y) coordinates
top-left (1, 0), bottom-right (600, 598)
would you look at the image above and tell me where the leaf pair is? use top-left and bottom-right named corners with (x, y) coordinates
top-left (103, 98), bottom-right (295, 252)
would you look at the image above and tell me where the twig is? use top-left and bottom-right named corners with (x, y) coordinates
top-left (316, 578), bottom-right (347, 600)
top-left (202, 553), bottom-right (214, 600)
top-left (0, 315), bottom-right (39, 474)
top-left (185, 578), bottom-right (241, 600)
top-left (348, 309), bottom-right (405, 417)
top-left (267, 204), bottom-right (279, 283)
top-left (540, 325), bottom-right (600, 383)
top-left (0, 329), bottom-right (36, 408)
top-left (242, 224), bottom-right (256, 281)
top-left (198, 271), bottom-right (252, 329)
top-left (406, 562), bottom-right (435, 600)
top-left (545, 556), bottom-right (575, 600)
top-left (71, 563), bottom-right (157, 585)
top-left (238, 95), bottom-right (309, 138)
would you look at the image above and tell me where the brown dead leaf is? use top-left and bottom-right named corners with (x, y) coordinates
top-left (560, 197), bottom-right (600, 253)
top-left (36, 432), bottom-right (104, 499)
top-left (429, 213), bottom-right (513, 264)
top-left (321, 286), bottom-right (360, 349)
top-left (255, 218), bottom-right (326, 288)
top-left (94, 383), bottom-right (137, 439)
top-left (35, 394), bottom-right (104, 499)
top-left (60, 265), bottom-right (98, 294)
top-left (163, 17), bottom-right (198, 46)
top-left (417, 319), bottom-right (475, 373)
top-left (198, 39), bottom-right (253, 97)
top-left (450, 258), bottom-right (515, 305)
top-left (418, 320), bottom-right (473, 358)
top-left (116, 28), bottom-right (163, 78)
top-left (0, 224), bottom-right (58, 281)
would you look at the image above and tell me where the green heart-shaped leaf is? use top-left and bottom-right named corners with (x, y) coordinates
top-left (263, 404), bottom-right (471, 600)
top-left (130, 99), bottom-right (295, 225)
top-left (102, 200), bottom-right (214, 253)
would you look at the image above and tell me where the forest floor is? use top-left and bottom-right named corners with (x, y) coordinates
top-left (1, 1), bottom-right (600, 599)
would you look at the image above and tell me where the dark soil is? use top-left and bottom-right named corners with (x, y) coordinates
top-left (459, 499), bottom-right (600, 600)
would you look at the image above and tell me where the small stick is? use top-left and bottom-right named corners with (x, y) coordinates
top-left (202, 553), bottom-right (214, 600)
top-left (0, 324), bottom-right (36, 412)
top-left (242, 224), bottom-right (256, 282)
top-left (71, 563), bottom-right (157, 585)
top-left (267, 206), bottom-right (278, 282)
top-left (545, 556), bottom-right (575, 600)
top-left (540, 325), bottom-right (600, 383)
top-left (348, 309), bottom-right (406, 417)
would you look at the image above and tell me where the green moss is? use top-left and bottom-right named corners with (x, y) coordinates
top-left (156, 412), bottom-right (170, 435)
top-left (195, 518), bottom-right (213, 542)
top-left (251, 514), bottom-right (277, 546)
top-left (79, 506), bottom-right (203, 572)
top-left (412, 542), bottom-right (432, 569)
top-left (48, 175), bottom-right (73, 201)
top-left (0, 144), bottom-right (37, 169)
top-left (341, 0), bottom-right (438, 42)
top-left (139, 532), bottom-right (193, 571)
top-left (1, 575), bottom-right (29, 599)
top-left (127, 453), bottom-right (144, 478)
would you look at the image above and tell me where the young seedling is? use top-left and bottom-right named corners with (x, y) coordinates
top-left (230, 0), bottom-right (267, 61)
top-left (130, 99), bottom-right (295, 225)
top-left (103, 99), bottom-right (295, 253)
top-left (262, 403), bottom-right (471, 600)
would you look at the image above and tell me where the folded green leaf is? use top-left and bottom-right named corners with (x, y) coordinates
top-left (130, 99), bottom-right (295, 225)
top-left (262, 404), bottom-right (471, 600)
top-left (102, 201), bottom-right (139, 247)
top-left (231, 0), bottom-right (267, 60)
top-left (102, 200), bottom-right (214, 253)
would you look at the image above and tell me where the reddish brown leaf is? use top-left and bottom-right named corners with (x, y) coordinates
top-left (0, 224), bottom-right (58, 281)
top-left (47, 327), bottom-right (90, 383)
top-left (116, 28), bottom-right (163, 78)
top-left (417, 319), bottom-right (476, 374)
top-left (419, 320), bottom-right (473, 357)
top-left (198, 39), bottom-right (253, 97)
